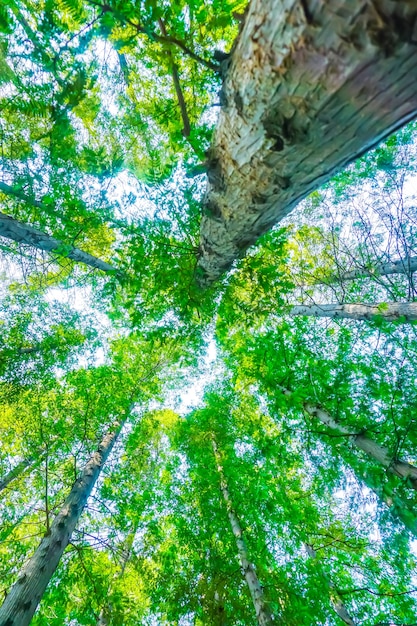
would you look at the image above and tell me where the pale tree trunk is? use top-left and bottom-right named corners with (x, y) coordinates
top-left (278, 387), bottom-right (417, 488)
top-left (0, 421), bottom-right (124, 626)
top-left (196, 0), bottom-right (417, 286)
top-left (0, 212), bottom-right (117, 273)
top-left (309, 256), bottom-right (417, 286)
top-left (304, 544), bottom-right (356, 626)
top-left (360, 470), bottom-right (417, 536)
top-left (287, 302), bottom-right (417, 323)
top-left (0, 456), bottom-right (38, 494)
top-left (0, 181), bottom-right (124, 230)
top-left (211, 438), bottom-right (274, 626)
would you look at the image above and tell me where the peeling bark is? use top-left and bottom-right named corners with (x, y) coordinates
top-left (0, 421), bottom-right (124, 626)
top-left (211, 438), bottom-right (274, 626)
top-left (278, 386), bottom-right (417, 488)
top-left (0, 212), bottom-right (117, 273)
top-left (287, 302), bottom-right (417, 322)
top-left (196, 0), bottom-right (417, 286)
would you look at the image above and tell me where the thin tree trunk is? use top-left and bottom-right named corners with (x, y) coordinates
top-left (0, 456), bottom-right (37, 494)
top-left (360, 470), bottom-right (417, 536)
top-left (211, 438), bottom-right (274, 626)
top-left (0, 420), bottom-right (124, 626)
top-left (97, 526), bottom-right (139, 625)
top-left (0, 181), bottom-right (125, 229)
top-left (278, 387), bottom-right (417, 488)
top-left (196, 0), bottom-right (417, 286)
top-left (287, 302), bottom-right (417, 323)
top-left (309, 256), bottom-right (417, 286)
top-left (0, 212), bottom-right (117, 273)
top-left (304, 544), bottom-right (356, 626)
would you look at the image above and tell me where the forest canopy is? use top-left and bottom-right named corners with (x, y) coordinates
top-left (1, 0), bottom-right (417, 625)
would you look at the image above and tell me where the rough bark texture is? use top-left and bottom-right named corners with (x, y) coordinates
top-left (0, 423), bottom-right (123, 626)
top-left (305, 544), bottom-right (356, 625)
top-left (288, 302), bottom-right (417, 322)
top-left (279, 387), bottom-right (417, 487)
top-left (211, 438), bottom-right (274, 626)
top-left (0, 212), bottom-right (116, 273)
top-left (0, 456), bottom-right (35, 494)
top-left (315, 255), bottom-right (417, 284)
top-left (196, 0), bottom-right (417, 286)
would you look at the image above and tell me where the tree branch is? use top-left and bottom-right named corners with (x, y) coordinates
top-left (87, 1), bottom-right (220, 72)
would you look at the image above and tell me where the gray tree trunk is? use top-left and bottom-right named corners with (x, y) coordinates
top-left (0, 421), bottom-right (123, 626)
top-left (0, 456), bottom-right (37, 494)
top-left (305, 544), bottom-right (356, 626)
top-left (196, 0), bottom-right (417, 286)
top-left (312, 256), bottom-right (417, 285)
top-left (287, 302), bottom-right (417, 323)
top-left (0, 212), bottom-right (116, 273)
top-left (211, 438), bottom-right (274, 626)
top-left (279, 387), bottom-right (417, 488)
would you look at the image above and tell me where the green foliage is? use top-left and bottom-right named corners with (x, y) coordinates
top-left (1, 2), bottom-right (417, 625)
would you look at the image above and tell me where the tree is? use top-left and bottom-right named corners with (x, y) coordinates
top-left (286, 302), bottom-right (417, 323)
top-left (0, 417), bottom-right (126, 626)
top-left (0, 212), bottom-right (117, 273)
top-left (211, 436), bottom-right (274, 626)
top-left (2, 1), bottom-right (417, 624)
top-left (196, 0), bottom-right (417, 285)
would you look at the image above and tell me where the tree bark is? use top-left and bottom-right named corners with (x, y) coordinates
top-left (0, 212), bottom-right (117, 273)
top-left (196, 0), bottom-right (417, 286)
top-left (0, 456), bottom-right (37, 494)
top-left (211, 438), bottom-right (274, 626)
top-left (287, 302), bottom-right (417, 323)
top-left (278, 387), bottom-right (417, 488)
top-left (0, 421), bottom-right (124, 626)
top-left (308, 256), bottom-right (417, 286)
top-left (304, 544), bottom-right (356, 626)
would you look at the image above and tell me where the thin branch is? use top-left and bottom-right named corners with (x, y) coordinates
top-left (87, 0), bottom-right (220, 72)
top-left (158, 18), bottom-right (191, 138)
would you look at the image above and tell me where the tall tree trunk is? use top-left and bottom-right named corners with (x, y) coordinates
top-left (211, 438), bottom-right (274, 626)
top-left (0, 456), bottom-right (38, 494)
top-left (0, 212), bottom-right (117, 273)
top-left (360, 470), bottom-right (417, 536)
top-left (97, 526), bottom-right (139, 625)
top-left (0, 421), bottom-right (124, 626)
top-left (196, 0), bottom-right (417, 286)
top-left (278, 386), bottom-right (417, 488)
top-left (287, 302), bottom-right (417, 323)
top-left (309, 256), bottom-right (417, 286)
top-left (304, 544), bottom-right (356, 626)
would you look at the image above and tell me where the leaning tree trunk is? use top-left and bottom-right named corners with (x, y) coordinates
top-left (287, 302), bottom-right (417, 323)
top-left (0, 212), bottom-right (117, 273)
top-left (309, 256), bottom-right (417, 286)
top-left (0, 455), bottom-right (39, 494)
top-left (0, 421), bottom-right (124, 626)
top-left (196, 0), bottom-right (417, 286)
top-left (360, 470), bottom-right (417, 536)
top-left (304, 544), bottom-right (356, 626)
top-left (211, 438), bottom-right (274, 626)
top-left (278, 386), bottom-right (417, 488)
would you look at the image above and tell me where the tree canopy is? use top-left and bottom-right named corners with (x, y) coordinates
top-left (1, 0), bottom-right (417, 624)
